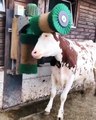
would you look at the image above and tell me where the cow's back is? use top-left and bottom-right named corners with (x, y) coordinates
top-left (72, 40), bottom-right (96, 86)
top-left (58, 38), bottom-right (96, 86)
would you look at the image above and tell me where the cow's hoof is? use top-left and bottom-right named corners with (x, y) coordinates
top-left (44, 111), bottom-right (50, 115)
top-left (57, 117), bottom-right (63, 120)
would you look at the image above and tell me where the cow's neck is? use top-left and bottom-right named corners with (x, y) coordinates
top-left (52, 34), bottom-right (63, 68)
top-left (55, 49), bottom-right (63, 63)
top-left (53, 33), bottom-right (77, 69)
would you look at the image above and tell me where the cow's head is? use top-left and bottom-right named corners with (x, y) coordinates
top-left (31, 33), bottom-right (62, 62)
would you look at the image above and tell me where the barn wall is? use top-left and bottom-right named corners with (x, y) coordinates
top-left (2, 0), bottom-right (52, 109)
top-left (0, 12), bottom-right (5, 108)
top-left (0, 14), bottom-right (5, 66)
top-left (65, 0), bottom-right (96, 41)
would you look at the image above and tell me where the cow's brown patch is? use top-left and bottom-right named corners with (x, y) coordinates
top-left (53, 34), bottom-right (78, 68)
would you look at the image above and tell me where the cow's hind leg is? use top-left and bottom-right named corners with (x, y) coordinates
top-left (93, 68), bottom-right (96, 96)
top-left (57, 74), bottom-right (74, 120)
top-left (44, 74), bottom-right (57, 115)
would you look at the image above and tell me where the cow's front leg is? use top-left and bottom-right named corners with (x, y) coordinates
top-left (45, 74), bottom-right (56, 115)
top-left (57, 74), bottom-right (74, 120)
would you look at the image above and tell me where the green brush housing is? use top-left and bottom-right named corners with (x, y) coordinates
top-left (28, 3), bottom-right (72, 35)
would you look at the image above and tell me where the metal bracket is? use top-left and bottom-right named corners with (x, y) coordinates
top-left (6, 69), bottom-right (16, 75)
top-left (18, 16), bottom-right (29, 32)
top-left (8, 28), bottom-right (12, 32)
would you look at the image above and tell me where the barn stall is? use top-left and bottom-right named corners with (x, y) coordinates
top-left (0, 0), bottom-right (96, 117)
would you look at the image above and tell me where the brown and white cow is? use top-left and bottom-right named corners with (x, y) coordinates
top-left (31, 33), bottom-right (96, 120)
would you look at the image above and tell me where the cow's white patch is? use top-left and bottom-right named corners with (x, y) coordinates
top-left (51, 65), bottom-right (74, 87)
top-left (32, 33), bottom-right (63, 62)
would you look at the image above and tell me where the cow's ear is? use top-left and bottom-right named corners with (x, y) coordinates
top-left (52, 32), bottom-right (59, 41)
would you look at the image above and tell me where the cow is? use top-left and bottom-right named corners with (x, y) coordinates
top-left (31, 33), bottom-right (96, 120)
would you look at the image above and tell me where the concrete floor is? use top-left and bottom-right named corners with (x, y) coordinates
top-left (0, 90), bottom-right (96, 120)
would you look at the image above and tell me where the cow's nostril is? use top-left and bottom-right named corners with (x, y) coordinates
top-left (34, 51), bottom-right (37, 54)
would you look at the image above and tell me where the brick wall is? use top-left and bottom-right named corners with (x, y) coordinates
top-left (65, 0), bottom-right (96, 41)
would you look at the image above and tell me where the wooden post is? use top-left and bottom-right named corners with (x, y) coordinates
top-left (38, 0), bottom-right (45, 13)
top-left (45, 0), bottom-right (49, 12)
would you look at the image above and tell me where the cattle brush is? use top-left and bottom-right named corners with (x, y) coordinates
top-left (28, 3), bottom-right (72, 35)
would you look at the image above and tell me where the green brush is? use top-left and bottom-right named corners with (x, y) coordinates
top-left (25, 3), bottom-right (39, 17)
top-left (48, 3), bottom-right (71, 35)
top-left (28, 3), bottom-right (71, 35)
top-left (28, 16), bottom-right (42, 35)
top-left (19, 3), bottom-right (39, 74)
top-left (20, 33), bottom-right (39, 45)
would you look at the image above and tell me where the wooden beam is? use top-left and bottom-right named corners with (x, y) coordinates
top-left (74, 0), bottom-right (80, 27)
top-left (8, 0), bottom-right (14, 9)
top-left (38, 0), bottom-right (45, 13)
